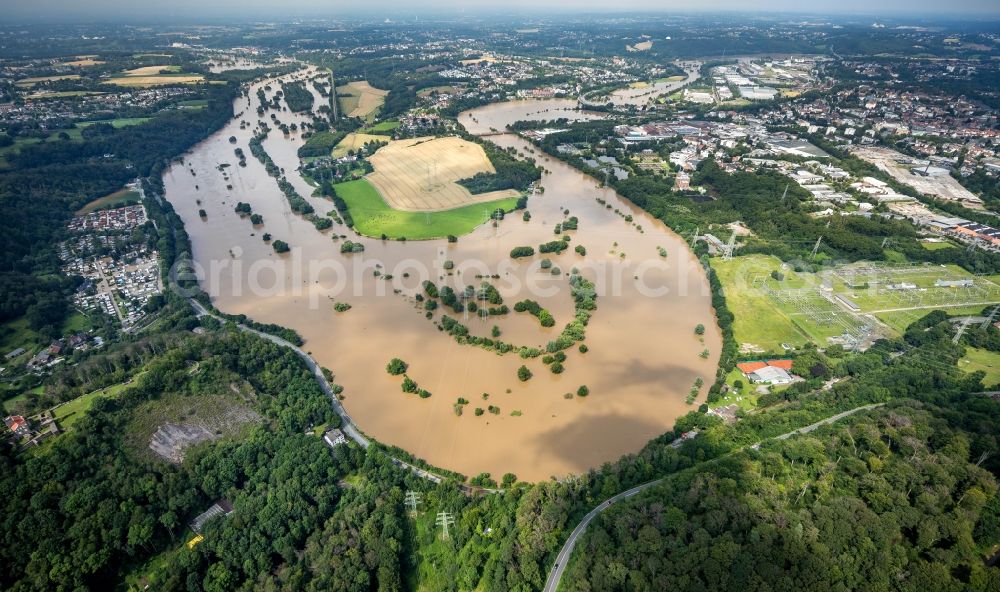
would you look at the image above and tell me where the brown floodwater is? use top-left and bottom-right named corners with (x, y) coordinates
top-left (164, 73), bottom-right (722, 482)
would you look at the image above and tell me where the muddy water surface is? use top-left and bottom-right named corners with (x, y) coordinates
top-left (165, 76), bottom-right (721, 482)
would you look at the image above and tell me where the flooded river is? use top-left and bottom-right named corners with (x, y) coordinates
top-left (164, 72), bottom-right (721, 482)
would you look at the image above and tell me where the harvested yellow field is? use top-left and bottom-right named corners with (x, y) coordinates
top-left (15, 75), bottom-right (81, 87)
top-left (365, 136), bottom-right (520, 212)
top-left (336, 81), bottom-right (388, 119)
top-left (331, 133), bottom-right (388, 158)
top-left (62, 58), bottom-right (105, 67)
top-left (104, 75), bottom-right (205, 88)
top-left (627, 40), bottom-right (653, 51)
top-left (103, 65), bottom-right (202, 88)
top-left (123, 65), bottom-right (181, 76)
top-left (460, 54), bottom-right (500, 65)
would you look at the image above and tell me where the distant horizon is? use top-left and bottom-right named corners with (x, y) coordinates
top-left (4, 2), bottom-right (1000, 25)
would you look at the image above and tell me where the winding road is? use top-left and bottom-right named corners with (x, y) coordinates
top-left (541, 402), bottom-right (884, 592)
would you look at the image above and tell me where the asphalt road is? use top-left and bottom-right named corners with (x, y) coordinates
top-left (542, 402), bottom-right (885, 592)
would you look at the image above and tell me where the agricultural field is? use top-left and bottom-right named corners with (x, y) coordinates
top-left (366, 136), bottom-right (520, 211)
top-left (335, 178), bottom-right (519, 240)
top-left (76, 187), bottom-right (141, 214)
top-left (336, 80), bottom-right (388, 119)
top-left (61, 57), bottom-right (105, 67)
top-left (104, 64), bottom-right (204, 87)
top-left (25, 90), bottom-right (104, 100)
top-left (959, 346), bottom-right (1000, 388)
top-left (15, 75), bottom-right (81, 87)
top-left (331, 132), bottom-right (387, 158)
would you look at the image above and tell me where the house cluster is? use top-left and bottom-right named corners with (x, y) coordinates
top-left (62, 204), bottom-right (162, 328)
top-left (3, 412), bottom-right (60, 447)
top-left (2, 85), bottom-right (194, 126)
top-left (25, 333), bottom-right (101, 372)
top-left (68, 204), bottom-right (147, 232)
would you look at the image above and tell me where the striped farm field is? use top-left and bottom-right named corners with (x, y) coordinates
top-left (365, 136), bottom-right (519, 212)
top-left (336, 81), bottom-right (388, 119)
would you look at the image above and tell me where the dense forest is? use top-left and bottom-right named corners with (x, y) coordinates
top-left (280, 80), bottom-right (315, 113)
top-left (564, 401), bottom-right (1000, 591)
top-left (458, 141), bottom-right (542, 194)
top-left (0, 82), bottom-right (237, 336)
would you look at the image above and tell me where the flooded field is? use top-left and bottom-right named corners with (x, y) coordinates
top-left (164, 72), bottom-right (722, 481)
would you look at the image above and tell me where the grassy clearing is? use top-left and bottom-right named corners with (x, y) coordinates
top-left (76, 188), bottom-right (141, 215)
top-left (417, 85), bottom-right (460, 97)
top-left (125, 386), bottom-right (259, 461)
top-left (713, 367), bottom-right (760, 411)
top-left (54, 380), bottom-right (133, 430)
top-left (920, 240), bottom-right (956, 251)
top-left (0, 312), bottom-right (92, 360)
top-left (876, 305), bottom-right (986, 334)
top-left (710, 255), bottom-right (808, 351)
top-left (336, 178), bottom-right (519, 240)
top-left (15, 75), bottom-right (81, 87)
top-left (176, 99), bottom-right (208, 109)
top-left (82, 117), bottom-right (151, 128)
top-left (959, 346), bottom-right (1000, 387)
top-left (364, 120), bottom-right (400, 133)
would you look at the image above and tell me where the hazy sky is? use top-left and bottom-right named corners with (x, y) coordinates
top-left (5, 0), bottom-right (1000, 22)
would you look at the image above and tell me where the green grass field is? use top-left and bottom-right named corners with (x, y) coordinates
top-left (876, 305), bottom-right (987, 334)
top-left (1, 118), bottom-right (149, 166)
top-left (76, 187), bottom-right (140, 214)
top-left (54, 380), bottom-right (133, 430)
top-left (336, 178), bottom-right (520, 240)
top-left (920, 240), bottom-right (956, 251)
top-left (0, 312), bottom-right (92, 360)
top-left (710, 255), bottom-right (808, 351)
top-left (364, 120), bottom-right (400, 133)
top-left (959, 346), bottom-right (1000, 388)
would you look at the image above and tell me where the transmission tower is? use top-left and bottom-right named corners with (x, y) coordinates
top-left (690, 226), bottom-right (699, 247)
top-left (724, 230), bottom-right (738, 261)
top-left (436, 512), bottom-right (455, 540)
top-left (954, 316), bottom-right (974, 345)
top-left (981, 304), bottom-right (1000, 329)
top-left (404, 491), bottom-right (423, 515)
top-left (810, 236), bottom-right (823, 258)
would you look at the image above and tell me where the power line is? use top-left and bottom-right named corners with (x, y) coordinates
top-left (436, 511), bottom-right (455, 540)
top-left (404, 490), bottom-right (423, 515)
